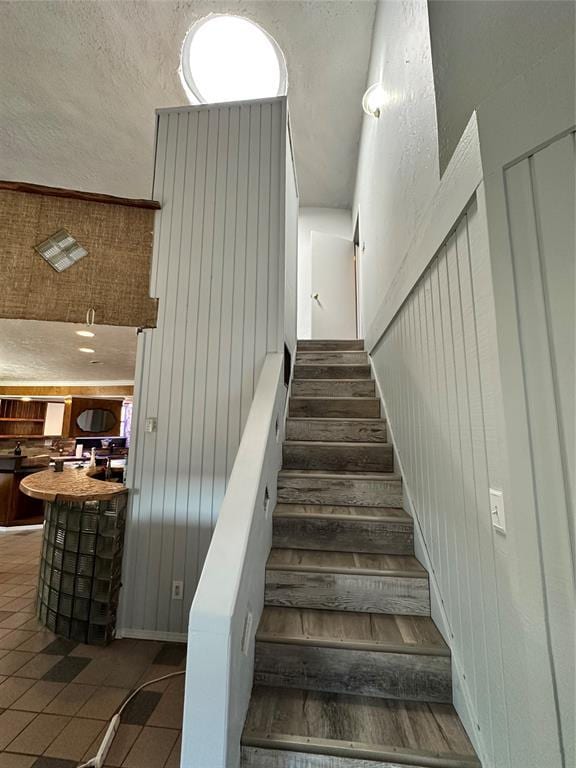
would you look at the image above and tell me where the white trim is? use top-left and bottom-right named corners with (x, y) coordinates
top-left (369, 355), bottom-right (490, 768)
top-left (117, 628), bottom-right (188, 643)
top-left (364, 113), bottom-right (483, 353)
top-left (0, 524), bottom-right (44, 533)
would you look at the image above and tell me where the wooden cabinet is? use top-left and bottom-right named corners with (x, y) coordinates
top-left (0, 399), bottom-right (47, 438)
top-left (0, 456), bottom-right (45, 526)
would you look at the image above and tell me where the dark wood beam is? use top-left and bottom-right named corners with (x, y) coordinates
top-left (0, 180), bottom-right (161, 210)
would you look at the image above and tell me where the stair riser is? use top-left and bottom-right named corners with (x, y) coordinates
top-left (294, 365), bottom-right (371, 380)
top-left (242, 747), bottom-right (472, 768)
top-left (283, 444), bottom-right (392, 474)
top-left (254, 643), bottom-right (451, 703)
top-left (291, 380), bottom-right (376, 397)
top-left (265, 571), bottom-right (430, 615)
top-left (296, 351), bottom-right (368, 365)
top-left (286, 419), bottom-right (387, 443)
top-left (298, 340), bottom-right (364, 351)
top-left (278, 476), bottom-right (403, 508)
top-left (289, 398), bottom-right (380, 419)
top-left (272, 517), bottom-right (413, 555)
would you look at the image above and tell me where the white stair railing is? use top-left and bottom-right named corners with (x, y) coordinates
top-left (181, 353), bottom-right (286, 768)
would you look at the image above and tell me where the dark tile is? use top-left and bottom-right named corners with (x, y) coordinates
top-left (32, 760), bottom-right (77, 768)
top-left (121, 690), bottom-right (162, 725)
top-left (42, 655), bottom-right (91, 683)
top-left (42, 638), bottom-right (79, 656)
top-left (152, 643), bottom-right (187, 666)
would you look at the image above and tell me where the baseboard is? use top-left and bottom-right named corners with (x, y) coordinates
top-left (369, 356), bottom-right (491, 768)
top-left (0, 524), bottom-right (44, 533)
top-left (117, 627), bottom-right (188, 643)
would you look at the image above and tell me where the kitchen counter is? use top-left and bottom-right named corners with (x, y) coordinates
top-left (19, 465), bottom-right (127, 502)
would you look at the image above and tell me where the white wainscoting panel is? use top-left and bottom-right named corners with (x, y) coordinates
top-left (120, 98), bottom-right (293, 636)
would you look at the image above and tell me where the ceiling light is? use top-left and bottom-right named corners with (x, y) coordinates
top-left (21, 397), bottom-right (32, 402)
top-left (362, 83), bottom-right (388, 118)
top-left (34, 229), bottom-right (88, 272)
top-left (78, 347), bottom-right (95, 354)
top-left (76, 330), bottom-right (95, 338)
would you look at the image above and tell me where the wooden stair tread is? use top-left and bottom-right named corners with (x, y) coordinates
top-left (279, 469), bottom-right (401, 480)
top-left (287, 417), bottom-right (385, 422)
top-left (242, 687), bottom-right (479, 764)
top-left (257, 607), bottom-right (448, 655)
top-left (284, 440), bottom-right (389, 447)
top-left (267, 548), bottom-right (425, 576)
top-left (273, 503), bottom-right (410, 521)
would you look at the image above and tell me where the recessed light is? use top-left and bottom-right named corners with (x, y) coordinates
top-left (78, 347), bottom-right (95, 354)
top-left (76, 330), bottom-right (95, 338)
top-left (89, 360), bottom-right (102, 365)
top-left (21, 397), bottom-right (32, 402)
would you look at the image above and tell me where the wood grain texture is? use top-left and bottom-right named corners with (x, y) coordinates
top-left (242, 687), bottom-right (477, 758)
top-left (291, 380), bottom-right (376, 397)
top-left (272, 509), bottom-right (412, 554)
top-left (257, 607), bottom-right (447, 650)
top-left (289, 397), bottom-right (380, 419)
top-left (298, 340), bottom-right (365, 351)
top-left (265, 570), bottom-right (430, 615)
top-left (277, 470), bottom-right (403, 508)
top-left (294, 364), bottom-right (371, 380)
top-left (283, 441), bottom-right (392, 473)
top-left (242, 745), bottom-right (478, 768)
top-left (286, 418), bottom-right (387, 443)
top-left (254, 642), bottom-right (451, 702)
top-left (296, 351), bottom-right (369, 365)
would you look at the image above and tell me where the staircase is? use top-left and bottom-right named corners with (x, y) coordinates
top-left (241, 340), bottom-right (481, 768)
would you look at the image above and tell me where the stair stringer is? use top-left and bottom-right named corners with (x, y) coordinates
top-left (369, 355), bottom-right (491, 768)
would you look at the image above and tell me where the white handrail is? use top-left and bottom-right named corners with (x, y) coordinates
top-left (181, 353), bottom-right (286, 768)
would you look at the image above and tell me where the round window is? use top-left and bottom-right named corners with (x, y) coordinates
top-left (180, 15), bottom-right (287, 104)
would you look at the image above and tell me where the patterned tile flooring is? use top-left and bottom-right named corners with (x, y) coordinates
top-left (0, 531), bottom-right (185, 768)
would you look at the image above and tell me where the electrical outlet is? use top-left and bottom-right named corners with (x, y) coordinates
top-left (172, 581), bottom-right (184, 600)
top-left (145, 417), bottom-right (157, 433)
top-left (490, 489), bottom-right (506, 534)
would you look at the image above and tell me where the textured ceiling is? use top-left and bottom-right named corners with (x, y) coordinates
top-left (0, 320), bottom-right (137, 383)
top-left (0, 0), bottom-right (376, 208)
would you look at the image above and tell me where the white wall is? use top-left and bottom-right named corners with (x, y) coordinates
top-left (297, 207), bottom-right (351, 338)
top-left (354, 2), bottom-right (574, 767)
top-left (428, 0), bottom-right (575, 173)
top-left (120, 98), bottom-right (294, 639)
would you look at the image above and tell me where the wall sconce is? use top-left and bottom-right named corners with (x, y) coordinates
top-left (362, 83), bottom-right (387, 118)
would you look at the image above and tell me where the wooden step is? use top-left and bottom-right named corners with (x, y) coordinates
top-left (298, 340), bottom-right (365, 351)
top-left (296, 351), bottom-right (368, 365)
top-left (286, 417), bottom-right (387, 443)
top-left (272, 504), bottom-right (413, 554)
top-left (283, 441), bottom-right (393, 474)
top-left (294, 363), bottom-right (371, 380)
top-left (242, 687), bottom-right (480, 768)
top-left (265, 549), bottom-right (430, 615)
top-left (289, 397), bottom-right (380, 419)
top-left (255, 607), bottom-right (451, 702)
top-left (291, 379), bottom-right (376, 397)
top-left (277, 470), bottom-right (403, 508)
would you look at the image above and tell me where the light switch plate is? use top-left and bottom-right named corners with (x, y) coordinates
top-left (490, 488), bottom-right (506, 534)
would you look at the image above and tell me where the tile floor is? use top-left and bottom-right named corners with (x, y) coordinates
top-left (0, 531), bottom-right (185, 768)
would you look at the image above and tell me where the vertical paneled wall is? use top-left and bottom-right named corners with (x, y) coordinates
top-left (372, 196), bottom-right (511, 764)
top-left (503, 131), bottom-right (575, 766)
top-left (120, 98), bottom-right (291, 637)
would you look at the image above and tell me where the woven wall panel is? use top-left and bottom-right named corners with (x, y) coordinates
top-left (0, 190), bottom-right (158, 327)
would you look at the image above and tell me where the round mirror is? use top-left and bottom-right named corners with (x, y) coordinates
top-left (75, 409), bottom-right (117, 433)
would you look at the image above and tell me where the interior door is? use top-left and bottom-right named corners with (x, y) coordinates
top-left (310, 232), bottom-right (357, 339)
